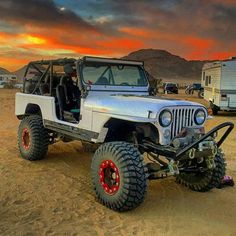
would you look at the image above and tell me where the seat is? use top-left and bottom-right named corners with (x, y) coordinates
top-left (55, 63), bottom-right (81, 122)
top-left (56, 84), bottom-right (78, 123)
top-left (65, 77), bottom-right (81, 108)
top-left (25, 80), bottom-right (36, 94)
top-left (39, 83), bottom-right (50, 95)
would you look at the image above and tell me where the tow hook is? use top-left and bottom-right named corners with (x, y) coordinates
top-left (206, 155), bottom-right (215, 169)
top-left (168, 160), bottom-right (179, 175)
top-left (175, 122), bottom-right (234, 161)
top-left (189, 148), bottom-right (196, 159)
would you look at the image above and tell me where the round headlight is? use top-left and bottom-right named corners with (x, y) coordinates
top-left (159, 109), bottom-right (172, 127)
top-left (194, 109), bottom-right (206, 125)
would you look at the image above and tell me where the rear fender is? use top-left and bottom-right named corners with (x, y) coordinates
top-left (15, 93), bottom-right (56, 120)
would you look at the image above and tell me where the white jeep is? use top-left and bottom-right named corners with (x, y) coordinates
top-left (15, 57), bottom-right (234, 211)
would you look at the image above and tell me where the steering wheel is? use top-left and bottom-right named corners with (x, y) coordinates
top-left (119, 82), bottom-right (130, 86)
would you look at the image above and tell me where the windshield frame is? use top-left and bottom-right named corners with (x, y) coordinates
top-left (80, 62), bottom-right (149, 88)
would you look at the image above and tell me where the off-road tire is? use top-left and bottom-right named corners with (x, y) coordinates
top-left (212, 107), bottom-right (218, 115)
top-left (198, 89), bottom-right (204, 98)
top-left (210, 102), bottom-right (219, 115)
top-left (176, 150), bottom-right (226, 192)
top-left (91, 142), bottom-right (147, 211)
top-left (18, 115), bottom-right (49, 161)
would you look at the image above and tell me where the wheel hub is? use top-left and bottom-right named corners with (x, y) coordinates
top-left (22, 128), bottom-right (31, 150)
top-left (99, 160), bottom-right (120, 195)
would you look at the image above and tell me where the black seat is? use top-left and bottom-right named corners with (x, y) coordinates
top-left (56, 84), bottom-right (78, 123)
top-left (25, 80), bottom-right (36, 94)
top-left (66, 77), bottom-right (81, 108)
top-left (39, 83), bottom-right (50, 95)
top-left (56, 84), bottom-right (67, 120)
top-left (55, 63), bottom-right (81, 122)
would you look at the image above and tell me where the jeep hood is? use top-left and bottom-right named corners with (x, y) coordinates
top-left (85, 94), bottom-right (204, 120)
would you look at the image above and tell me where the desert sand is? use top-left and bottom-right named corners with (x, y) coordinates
top-left (0, 89), bottom-right (236, 236)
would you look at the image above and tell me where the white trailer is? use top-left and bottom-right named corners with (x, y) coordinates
top-left (201, 58), bottom-right (236, 114)
top-left (0, 74), bottom-right (17, 88)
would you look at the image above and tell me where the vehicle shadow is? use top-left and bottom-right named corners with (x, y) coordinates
top-left (216, 111), bottom-right (236, 117)
top-left (39, 143), bottom-right (235, 217)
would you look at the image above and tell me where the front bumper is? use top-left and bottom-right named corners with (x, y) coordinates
top-left (141, 122), bottom-right (234, 161)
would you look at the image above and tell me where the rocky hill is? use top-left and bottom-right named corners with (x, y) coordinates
top-left (123, 49), bottom-right (206, 83)
top-left (13, 65), bottom-right (27, 80)
top-left (0, 67), bottom-right (10, 75)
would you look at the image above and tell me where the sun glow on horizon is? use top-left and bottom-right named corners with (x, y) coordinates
top-left (0, 0), bottom-right (236, 71)
top-left (26, 35), bottom-right (46, 45)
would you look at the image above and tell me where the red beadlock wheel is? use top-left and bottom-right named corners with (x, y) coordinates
top-left (91, 142), bottom-right (147, 212)
top-left (99, 160), bottom-right (120, 195)
top-left (18, 115), bottom-right (49, 161)
top-left (22, 128), bottom-right (31, 150)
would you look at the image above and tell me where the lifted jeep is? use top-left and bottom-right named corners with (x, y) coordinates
top-left (15, 57), bottom-right (234, 211)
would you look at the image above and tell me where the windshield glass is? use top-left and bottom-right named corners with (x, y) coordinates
top-left (82, 64), bottom-right (148, 86)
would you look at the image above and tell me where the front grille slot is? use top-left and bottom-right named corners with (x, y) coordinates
top-left (170, 108), bottom-right (195, 139)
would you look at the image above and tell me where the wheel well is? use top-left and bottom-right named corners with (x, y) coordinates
top-left (25, 104), bottom-right (42, 116)
top-left (104, 118), bottom-right (159, 144)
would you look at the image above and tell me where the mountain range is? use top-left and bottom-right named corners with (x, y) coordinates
top-left (4, 49), bottom-right (208, 83)
top-left (123, 49), bottom-right (206, 83)
top-left (13, 65), bottom-right (27, 81)
top-left (0, 67), bottom-right (10, 75)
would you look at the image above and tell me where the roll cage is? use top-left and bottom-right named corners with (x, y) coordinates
top-left (23, 57), bottom-right (149, 97)
top-left (22, 58), bottom-right (76, 96)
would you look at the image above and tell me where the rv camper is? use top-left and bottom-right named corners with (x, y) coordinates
top-left (201, 58), bottom-right (236, 115)
top-left (0, 74), bottom-right (17, 88)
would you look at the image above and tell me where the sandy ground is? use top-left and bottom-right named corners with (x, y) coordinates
top-left (0, 89), bottom-right (236, 236)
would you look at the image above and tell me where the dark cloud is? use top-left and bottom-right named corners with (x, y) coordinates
top-left (210, 4), bottom-right (236, 40)
top-left (1, 0), bottom-right (236, 70)
top-left (0, 0), bottom-right (96, 32)
top-left (78, 0), bottom-right (236, 43)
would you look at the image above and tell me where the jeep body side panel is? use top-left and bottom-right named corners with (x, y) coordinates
top-left (15, 93), bottom-right (99, 141)
top-left (15, 93), bottom-right (93, 131)
top-left (84, 93), bottom-right (207, 145)
top-left (15, 93), bottom-right (56, 120)
top-left (43, 120), bottom-right (99, 142)
top-left (85, 93), bottom-right (203, 119)
top-left (91, 111), bottom-right (156, 133)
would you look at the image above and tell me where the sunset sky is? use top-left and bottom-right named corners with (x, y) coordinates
top-left (0, 0), bottom-right (236, 71)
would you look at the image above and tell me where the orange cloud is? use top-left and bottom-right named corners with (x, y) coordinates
top-left (1, 0), bottom-right (236, 72)
top-left (209, 51), bottom-right (235, 60)
top-left (0, 57), bottom-right (29, 71)
top-left (15, 30), bottom-right (143, 58)
top-left (119, 27), bottom-right (168, 40)
top-left (119, 27), bottom-right (217, 60)
top-left (96, 38), bottom-right (143, 52)
top-left (26, 35), bottom-right (47, 45)
top-left (184, 37), bottom-right (213, 49)
top-left (184, 36), bottom-right (215, 59)
top-left (0, 21), bottom-right (234, 71)
top-left (119, 27), bottom-right (152, 38)
top-left (0, 32), bottom-right (17, 43)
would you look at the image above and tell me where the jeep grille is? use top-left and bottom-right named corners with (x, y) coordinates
top-left (170, 107), bottom-right (196, 139)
